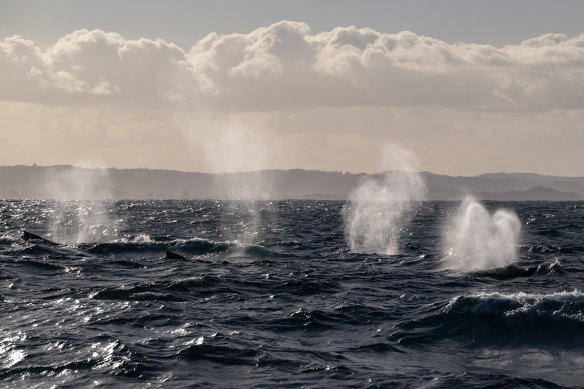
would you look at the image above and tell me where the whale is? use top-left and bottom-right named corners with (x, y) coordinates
top-left (165, 250), bottom-right (187, 260)
top-left (469, 263), bottom-right (540, 280)
top-left (22, 231), bottom-right (59, 246)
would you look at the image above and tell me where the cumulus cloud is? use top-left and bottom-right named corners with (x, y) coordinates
top-left (0, 29), bottom-right (209, 106)
top-left (1, 22), bottom-right (583, 110)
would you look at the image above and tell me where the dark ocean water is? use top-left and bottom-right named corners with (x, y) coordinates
top-left (1, 200), bottom-right (583, 388)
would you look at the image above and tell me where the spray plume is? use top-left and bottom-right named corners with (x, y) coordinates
top-left (343, 144), bottom-right (427, 255)
top-left (43, 165), bottom-right (118, 244)
top-left (442, 196), bottom-right (521, 271)
top-left (203, 126), bottom-right (276, 243)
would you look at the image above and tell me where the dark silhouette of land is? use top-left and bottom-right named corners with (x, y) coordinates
top-left (0, 165), bottom-right (582, 200)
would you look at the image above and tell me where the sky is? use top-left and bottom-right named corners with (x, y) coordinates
top-left (1, 0), bottom-right (583, 176)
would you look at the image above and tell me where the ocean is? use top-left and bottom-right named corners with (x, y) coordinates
top-left (0, 200), bottom-right (583, 388)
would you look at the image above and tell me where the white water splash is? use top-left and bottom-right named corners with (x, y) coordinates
top-left (343, 145), bottom-right (426, 255)
top-left (442, 196), bottom-right (521, 271)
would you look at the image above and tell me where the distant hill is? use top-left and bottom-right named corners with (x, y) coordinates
top-left (0, 165), bottom-right (582, 200)
top-left (478, 186), bottom-right (583, 201)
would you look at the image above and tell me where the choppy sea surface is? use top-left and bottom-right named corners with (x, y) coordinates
top-left (1, 200), bottom-right (583, 388)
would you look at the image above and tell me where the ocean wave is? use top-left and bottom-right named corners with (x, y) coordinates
top-left (271, 306), bottom-right (382, 331)
top-left (522, 244), bottom-right (558, 255)
top-left (164, 276), bottom-right (223, 291)
top-left (14, 244), bottom-right (60, 256)
top-left (523, 244), bottom-right (584, 255)
top-left (91, 289), bottom-right (186, 302)
top-left (227, 244), bottom-right (291, 260)
top-left (0, 234), bottom-right (19, 246)
top-left (427, 372), bottom-right (568, 389)
top-left (278, 279), bottom-right (340, 296)
top-left (351, 342), bottom-right (403, 353)
top-left (393, 289), bottom-right (584, 348)
top-left (105, 259), bottom-right (145, 268)
top-left (466, 260), bottom-right (563, 280)
top-left (447, 289), bottom-right (584, 321)
top-left (83, 241), bottom-right (168, 254)
top-left (557, 245), bottom-right (584, 254)
top-left (0, 337), bottom-right (142, 382)
top-left (179, 238), bottom-right (230, 256)
top-left (534, 228), bottom-right (563, 237)
top-left (177, 342), bottom-right (258, 365)
top-left (10, 259), bottom-right (65, 272)
top-left (90, 276), bottom-right (234, 302)
top-left (80, 236), bottom-right (230, 258)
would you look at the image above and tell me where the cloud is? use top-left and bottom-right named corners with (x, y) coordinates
top-left (0, 35), bottom-right (45, 101)
top-left (1, 29), bottom-right (209, 106)
top-left (1, 22), bottom-right (584, 110)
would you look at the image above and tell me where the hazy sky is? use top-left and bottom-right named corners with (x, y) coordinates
top-left (1, 0), bottom-right (583, 176)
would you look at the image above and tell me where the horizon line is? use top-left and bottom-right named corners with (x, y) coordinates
top-left (2, 163), bottom-right (583, 179)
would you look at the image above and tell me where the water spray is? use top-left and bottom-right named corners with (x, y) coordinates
top-left (442, 196), bottom-right (521, 271)
top-left (343, 144), bottom-right (426, 255)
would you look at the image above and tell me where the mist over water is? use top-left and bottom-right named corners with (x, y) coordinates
top-left (343, 145), bottom-right (426, 255)
top-left (43, 166), bottom-right (118, 243)
top-left (442, 196), bottom-right (522, 271)
top-left (203, 126), bottom-right (275, 244)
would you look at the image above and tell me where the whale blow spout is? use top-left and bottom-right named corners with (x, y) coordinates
top-left (443, 196), bottom-right (521, 272)
top-left (343, 144), bottom-right (426, 255)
